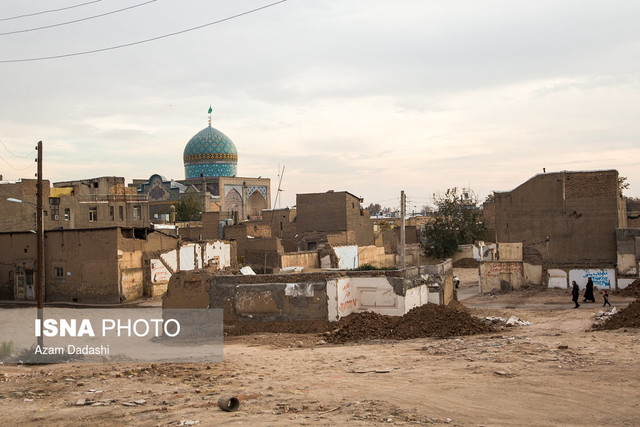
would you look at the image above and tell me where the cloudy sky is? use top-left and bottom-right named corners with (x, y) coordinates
top-left (1, 0), bottom-right (639, 210)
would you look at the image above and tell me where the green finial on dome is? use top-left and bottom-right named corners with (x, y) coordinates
top-left (207, 105), bottom-right (213, 127)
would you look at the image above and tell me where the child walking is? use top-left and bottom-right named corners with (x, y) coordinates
top-left (602, 289), bottom-right (611, 307)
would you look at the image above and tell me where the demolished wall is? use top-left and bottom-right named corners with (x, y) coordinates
top-left (163, 260), bottom-right (454, 323)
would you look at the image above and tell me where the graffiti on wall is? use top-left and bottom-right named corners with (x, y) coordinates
top-left (569, 269), bottom-right (614, 289)
top-left (338, 279), bottom-right (358, 315)
top-left (484, 263), bottom-right (522, 277)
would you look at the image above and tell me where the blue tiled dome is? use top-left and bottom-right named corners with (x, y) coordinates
top-left (183, 125), bottom-right (238, 178)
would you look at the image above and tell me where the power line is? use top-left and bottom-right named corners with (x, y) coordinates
top-left (0, 153), bottom-right (35, 170)
top-left (0, 139), bottom-right (37, 158)
top-left (1, 0), bottom-right (158, 36)
top-left (0, 0), bottom-right (103, 22)
top-left (0, 0), bottom-right (288, 63)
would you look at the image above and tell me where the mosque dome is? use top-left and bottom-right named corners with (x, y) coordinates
top-left (183, 125), bottom-right (238, 179)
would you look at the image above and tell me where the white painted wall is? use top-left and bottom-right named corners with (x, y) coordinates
top-left (160, 250), bottom-right (178, 272)
top-left (328, 277), bottom-right (439, 320)
top-left (334, 245), bottom-right (358, 270)
top-left (179, 244), bottom-right (197, 271)
top-left (548, 269), bottom-right (568, 288)
top-left (150, 259), bottom-right (171, 284)
top-left (203, 241), bottom-right (231, 269)
top-left (569, 269), bottom-right (615, 289)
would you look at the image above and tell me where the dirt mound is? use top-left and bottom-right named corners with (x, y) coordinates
top-left (593, 300), bottom-right (640, 330)
top-left (447, 299), bottom-right (470, 312)
top-left (328, 304), bottom-right (492, 343)
top-left (453, 258), bottom-right (479, 268)
top-left (616, 279), bottom-right (640, 298)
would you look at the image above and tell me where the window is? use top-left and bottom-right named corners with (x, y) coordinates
top-left (351, 202), bottom-right (355, 208)
top-left (64, 208), bottom-right (70, 221)
top-left (307, 241), bottom-right (317, 251)
top-left (109, 206), bottom-right (114, 221)
top-left (51, 206), bottom-right (59, 220)
top-left (133, 205), bottom-right (141, 220)
top-left (89, 207), bottom-right (97, 222)
top-left (118, 206), bottom-right (123, 221)
top-left (54, 267), bottom-right (64, 277)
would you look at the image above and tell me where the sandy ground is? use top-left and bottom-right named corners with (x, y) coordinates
top-left (1, 275), bottom-right (639, 426)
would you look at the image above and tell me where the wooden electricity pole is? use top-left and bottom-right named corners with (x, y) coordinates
top-left (400, 190), bottom-right (406, 270)
top-left (36, 141), bottom-right (44, 347)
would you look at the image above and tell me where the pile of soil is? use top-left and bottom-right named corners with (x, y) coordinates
top-left (327, 304), bottom-right (492, 343)
top-left (453, 258), bottom-right (479, 268)
top-left (593, 299), bottom-right (640, 330)
top-left (616, 279), bottom-right (640, 298)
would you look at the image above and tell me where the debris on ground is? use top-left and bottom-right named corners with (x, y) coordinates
top-left (453, 258), bottom-right (479, 268)
top-left (592, 300), bottom-right (640, 330)
top-left (483, 316), bottom-right (531, 328)
top-left (616, 279), bottom-right (640, 298)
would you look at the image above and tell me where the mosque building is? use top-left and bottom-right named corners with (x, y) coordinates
top-left (133, 109), bottom-right (270, 221)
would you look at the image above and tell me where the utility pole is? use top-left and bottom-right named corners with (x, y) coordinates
top-left (36, 141), bottom-right (44, 348)
top-left (400, 190), bottom-right (406, 270)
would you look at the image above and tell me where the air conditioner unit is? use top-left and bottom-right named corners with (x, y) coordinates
top-left (53, 215), bottom-right (59, 220)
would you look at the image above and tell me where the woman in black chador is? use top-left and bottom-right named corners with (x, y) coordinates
top-left (571, 281), bottom-right (580, 308)
top-left (583, 277), bottom-right (596, 303)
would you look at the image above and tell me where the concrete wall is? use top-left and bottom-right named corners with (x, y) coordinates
top-left (479, 261), bottom-right (524, 293)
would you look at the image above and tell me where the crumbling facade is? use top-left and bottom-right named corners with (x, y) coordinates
top-left (486, 170), bottom-right (626, 266)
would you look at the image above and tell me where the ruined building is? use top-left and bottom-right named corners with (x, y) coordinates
top-left (484, 169), bottom-right (626, 266)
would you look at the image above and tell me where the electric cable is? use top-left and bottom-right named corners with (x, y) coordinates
top-left (0, 0), bottom-right (158, 36)
top-left (0, 139), bottom-right (37, 158)
top-left (0, 0), bottom-right (288, 63)
top-left (0, 0), bottom-right (103, 22)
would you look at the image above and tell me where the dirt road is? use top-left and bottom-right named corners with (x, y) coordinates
top-left (1, 286), bottom-right (639, 426)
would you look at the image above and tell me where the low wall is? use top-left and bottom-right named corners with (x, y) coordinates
top-left (479, 261), bottom-right (524, 293)
top-left (280, 251), bottom-right (319, 270)
top-left (164, 260), bottom-right (453, 323)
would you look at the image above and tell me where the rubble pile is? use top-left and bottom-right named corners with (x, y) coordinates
top-left (452, 258), bottom-right (479, 268)
top-left (616, 279), bottom-right (640, 298)
top-left (328, 304), bottom-right (493, 343)
top-left (593, 300), bottom-right (640, 330)
top-left (483, 316), bottom-right (531, 328)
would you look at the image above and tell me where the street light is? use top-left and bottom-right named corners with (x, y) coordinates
top-left (7, 196), bottom-right (44, 347)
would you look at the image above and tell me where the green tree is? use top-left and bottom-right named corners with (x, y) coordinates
top-left (367, 203), bottom-right (382, 215)
top-left (175, 196), bottom-right (202, 221)
top-left (422, 187), bottom-right (485, 259)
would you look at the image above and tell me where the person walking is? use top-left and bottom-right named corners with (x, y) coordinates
top-left (583, 277), bottom-right (596, 303)
top-left (602, 289), bottom-right (612, 307)
top-left (571, 280), bottom-right (581, 308)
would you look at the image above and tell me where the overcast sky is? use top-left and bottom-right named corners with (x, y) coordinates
top-left (1, 0), bottom-right (639, 210)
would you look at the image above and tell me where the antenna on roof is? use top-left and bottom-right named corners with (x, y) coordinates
top-left (273, 164), bottom-right (285, 210)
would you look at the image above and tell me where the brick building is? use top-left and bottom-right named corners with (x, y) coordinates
top-left (484, 170), bottom-right (626, 265)
top-left (0, 177), bottom-right (149, 233)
